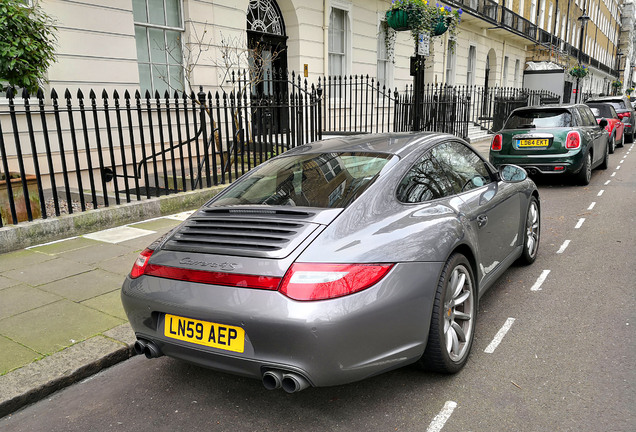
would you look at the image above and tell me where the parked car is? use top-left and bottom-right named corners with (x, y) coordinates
top-left (585, 102), bottom-right (625, 153)
top-left (585, 95), bottom-right (635, 143)
top-left (490, 104), bottom-right (610, 185)
top-left (121, 132), bottom-right (540, 392)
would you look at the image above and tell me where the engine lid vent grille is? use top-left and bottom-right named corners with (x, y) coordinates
top-left (162, 210), bottom-right (320, 258)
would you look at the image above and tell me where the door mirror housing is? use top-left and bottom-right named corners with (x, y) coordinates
top-left (599, 118), bottom-right (609, 129)
top-left (499, 164), bottom-right (528, 183)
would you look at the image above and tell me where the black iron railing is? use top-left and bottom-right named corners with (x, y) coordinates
top-left (1, 74), bottom-right (556, 226)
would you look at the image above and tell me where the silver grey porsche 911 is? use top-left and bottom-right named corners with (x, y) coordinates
top-left (121, 132), bottom-right (540, 393)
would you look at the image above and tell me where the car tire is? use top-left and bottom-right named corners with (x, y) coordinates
top-left (600, 141), bottom-right (610, 170)
top-left (609, 135), bottom-right (615, 154)
top-left (575, 151), bottom-right (592, 186)
top-left (617, 131), bottom-right (624, 148)
top-left (518, 196), bottom-right (540, 265)
top-left (419, 253), bottom-right (476, 374)
top-left (628, 131), bottom-right (634, 144)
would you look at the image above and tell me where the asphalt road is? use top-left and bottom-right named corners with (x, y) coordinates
top-left (1, 144), bottom-right (635, 432)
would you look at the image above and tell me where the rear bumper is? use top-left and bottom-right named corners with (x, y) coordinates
top-left (121, 261), bottom-right (442, 387)
top-left (489, 150), bottom-right (585, 175)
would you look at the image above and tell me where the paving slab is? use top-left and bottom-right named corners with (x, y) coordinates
top-left (103, 323), bottom-right (136, 346)
top-left (27, 237), bottom-right (100, 256)
top-left (0, 250), bottom-right (53, 273)
top-left (38, 269), bottom-right (123, 302)
top-left (54, 242), bottom-right (132, 265)
top-left (0, 276), bottom-right (20, 291)
top-left (0, 335), bottom-right (134, 418)
top-left (96, 251), bottom-right (139, 276)
top-left (1, 257), bottom-right (94, 286)
top-left (0, 285), bottom-right (61, 320)
top-left (0, 336), bottom-right (40, 375)
top-left (129, 217), bottom-right (183, 232)
top-left (0, 300), bottom-right (123, 355)
top-left (83, 226), bottom-right (156, 244)
top-left (81, 290), bottom-right (128, 320)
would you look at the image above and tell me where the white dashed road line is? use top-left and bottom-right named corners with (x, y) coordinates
top-left (604, 180), bottom-right (611, 185)
top-left (531, 270), bottom-right (551, 291)
top-left (485, 318), bottom-right (516, 353)
top-left (588, 202), bottom-right (596, 210)
top-left (427, 401), bottom-right (457, 432)
top-left (598, 190), bottom-right (604, 197)
top-left (575, 218), bottom-right (585, 229)
top-left (612, 172), bottom-right (616, 177)
top-left (557, 240), bottom-right (571, 254)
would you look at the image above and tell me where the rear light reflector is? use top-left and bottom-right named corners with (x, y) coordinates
top-left (554, 166), bottom-right (565, 171)
top-left (491, 134), bottom-right (502, 151)
top-left (142, 265), bottom-right (281, 290)
top-left (130, 248), bottom-right (154, 279)
top-left (566, 131), bottom-right (581, 149)
top-left (279, 263), bottom-right (394, 301)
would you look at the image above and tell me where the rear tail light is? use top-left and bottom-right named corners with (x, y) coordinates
top-left (491, 134), bottom-right (502, 151)
top-left (130, 251), bottom-right (393, 300)
top-left (130, 248), bottom-right (154, 278)
top-left (566, 131), bottom-right (581, 149)
top-left (618, 112), bottom-right (631, 119)
top-left (279, 263), bottom-right (394, 301)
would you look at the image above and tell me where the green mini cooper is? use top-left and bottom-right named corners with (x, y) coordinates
top-left (489, 104), bottom-right (609, 185)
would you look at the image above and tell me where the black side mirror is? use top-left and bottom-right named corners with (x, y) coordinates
top-left (499, 164), bottom-right (528, 183)
top-left (599, 119), bottom-right (608, 129)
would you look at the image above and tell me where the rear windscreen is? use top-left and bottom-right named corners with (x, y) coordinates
top-left (212, 152), bottom-right (397, 208)
top-left (504, 110), bottom-right (572, 128)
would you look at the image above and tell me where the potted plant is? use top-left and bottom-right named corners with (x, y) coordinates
top-left (386, 0), bottom-right (462, 39)
top-left (569, 64), bottom-right (589, 79)
top-left (0, 171), bottom-right (42, 224)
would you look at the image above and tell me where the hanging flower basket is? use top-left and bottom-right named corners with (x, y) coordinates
top-left (612, 80), bottom-right (622, 89)
top-left (385, 0), bottom-right (462, 41)
top-left (569, 65), bottom-right (589, 79)
top-left (386, 9), bottom-right (410, 31)
top-left (432, 17), bottom-right (449, 36)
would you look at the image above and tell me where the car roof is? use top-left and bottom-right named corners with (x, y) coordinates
top-left (282, 132), bottom-right (457, 158)
top-left (510, 103), bottom-right (583, 113)
top-left (586, 96), bottom-right (627, 102)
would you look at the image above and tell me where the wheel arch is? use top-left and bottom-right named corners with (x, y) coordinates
top-left (448, 243), bottom-right (478, 290)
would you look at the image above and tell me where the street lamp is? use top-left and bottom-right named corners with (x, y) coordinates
top-left (575, 9), bottom-right (590, 103)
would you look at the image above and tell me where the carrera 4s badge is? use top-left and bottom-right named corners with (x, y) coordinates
top-left (179, 258), bottom-right (238, 271)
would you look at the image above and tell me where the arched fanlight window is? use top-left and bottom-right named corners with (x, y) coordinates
top-left (247, 0), bottom-right (285, 36)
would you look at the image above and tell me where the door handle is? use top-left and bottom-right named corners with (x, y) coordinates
top-left (477, 214), bottom-right (488, 228)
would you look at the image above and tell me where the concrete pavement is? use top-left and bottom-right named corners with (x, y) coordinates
top-left (0, 135), bottom-right (493, 418)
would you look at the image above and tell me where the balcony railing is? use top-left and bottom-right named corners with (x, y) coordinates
top-left (447, 0), bottom-right (499, 24)
top-left (500, 8), bottom-right (537, 40)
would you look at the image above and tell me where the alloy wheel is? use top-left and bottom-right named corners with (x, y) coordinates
top-left (525, 200), bottom-right (540, 259)
top-left (443, 265), bottom-right (474, 362)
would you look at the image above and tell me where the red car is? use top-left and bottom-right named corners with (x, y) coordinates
top-left (585, 102), bottom-right (625, 153)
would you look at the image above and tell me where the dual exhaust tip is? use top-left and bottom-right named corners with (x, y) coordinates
top-left (134, 339), bottom-right (163, 359)
top-left (134, 339), bottom-right (310, 393)
top-left (262, 369), bottom-right (310, 393)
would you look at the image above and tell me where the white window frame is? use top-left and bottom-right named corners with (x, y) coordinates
top-left (503, 56), bottom-right (509, 86)
top-left (133, 0), bottom-right (185, 93)
top-left (445, 38), bottom-right (457, 86)
top-left (328, 1), bottom-right (352, 78)
top-left (467, 45), bottom-right (476, 87)
top-left (377, 15), bottom-right (394, 89)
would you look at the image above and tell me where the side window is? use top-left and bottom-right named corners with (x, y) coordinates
top-left (431, 141), bottom-right (492, 193)
top-left (396, 152), bottom-right (455, 203)
top-left (580, 107), bottom-right (596, 126)
top-left (571, 109), bottom-right (582, 126)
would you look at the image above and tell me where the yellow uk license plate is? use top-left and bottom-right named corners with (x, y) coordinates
top-left (164, 314), bottom-right (245, 353)
top-left (518, 138), bottom-right (549, 147)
